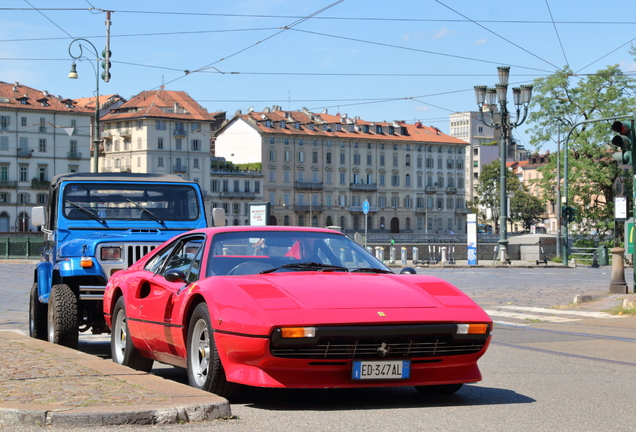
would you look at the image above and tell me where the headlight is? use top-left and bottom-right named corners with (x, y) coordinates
top-left (280, 327), bottom-right (316, 338)
top-left (456, 323), bottom-right (489, 335)
top-left (101, 246), bottom-right (122, 261)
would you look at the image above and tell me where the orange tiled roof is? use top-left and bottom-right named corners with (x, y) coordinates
top-left (75, 94), bottom-right (125, 110)
top-left (101, 89), bottom-right (221, 122)
top-left (220, 108), bottom-right (468, 145)
top-left (0, 81), bottom-right (92, 114)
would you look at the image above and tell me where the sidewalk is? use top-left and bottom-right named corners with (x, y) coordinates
top-left (0, 330), bottom-right (230, 428)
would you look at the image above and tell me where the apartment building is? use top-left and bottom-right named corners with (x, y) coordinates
top-left (215, 107), bottom-right (469, 234)
top-left (99, 90), bottom-right (226, 199)
top-left (0, 81), bottom-right (93, 232)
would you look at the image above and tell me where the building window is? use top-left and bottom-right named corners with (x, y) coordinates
top-left (269, 150), bottom-right (276, 161)
top-left (285, 150), bottom-right (290, 162)
top-left (211, 180), bottom-right (219, 192)
top-left (157, 157), bottom-right (164, 167)
top-left (234, 180), bottom-right (240, 192)
top-left (312, 151), bottom-right (318, 163)
top-left (158, 137), bottom-right (164, 149)
top-left (326, 172), bottom-right (332, 184)
top-left (391, 196), bottom-right (399, 208)
top-left (313, 140), bottom-right (318, 146)
top-left (367, 154), bottom-right (372, 165)
top-left (405, 154), bottom-right (411, 166)
top-left (380, 155), bottom-right (385, 166)
top-left (222, 180), bottom-right (229, 191)
top-left (156, 120), bottom-right (166, 130)
top-left (39, 139), bottom-right (46, 152)
top-left (0, 137), bottom-right (8, 151)
top-left (284, 171), bottom-right (290, 183)
top-left (191, 139), bottom-right (201, 151)
top-left (193, 158), bottom-right (199, 169)
top-left (298, 151), bottom-right (304, 163)
top-left (0, 116), bottom-right (10, 130)
top-left (298, 139), bottom-right (303, 146)
top-left (269, 170), bottom-right (276, 182)
top-left (19, 166), bottom-right (28, 182)
top-left (378, 196), bottom-right (386, 208)
top-left (326, 152), bottom-right (332, 164)
top-left (339, 173), bottom-right (345, 185)
top-left (137, 157), bottom-right (141, 167)
top-left (379, 174), bottom-right (385, 186)
top-left (191, 122), bottom-right (201, 132)
top-left (405, 174), bottom-right (411, 187)
top-left (393, 155), bottom-right (398, 166)
top-left (391, 175), bottom-right (400, 186)
top-left (21, 117), bottom-right (26, 127)
top-left (353, 154), bottom-right (361, 165)
top-left (269, 137), bottom-right (275, 145)
top-left (284, 138), bottom-right (289, 145)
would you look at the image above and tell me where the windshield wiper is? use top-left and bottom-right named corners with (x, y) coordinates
top-left (350, 267), bottom-right (395, 274)
top-left (260, 262), bottom-right (349, 274)
top-left (126, 199), bottom-right (164, 225)
top-left (65, 200), bottom-right (105, 224)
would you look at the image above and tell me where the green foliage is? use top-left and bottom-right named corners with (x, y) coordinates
top-left (526, 64), bottom-right (636, 240)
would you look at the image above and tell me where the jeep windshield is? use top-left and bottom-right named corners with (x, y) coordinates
top-left (62, 183), bottom-right (201, 221)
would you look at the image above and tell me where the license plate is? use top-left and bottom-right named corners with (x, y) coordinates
top-left (352, 360), bottom-right (411, 380)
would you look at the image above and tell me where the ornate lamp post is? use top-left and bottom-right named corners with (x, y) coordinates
top-left (68, 38), bottom-right (101, 173)
top-left (474, 67), bottom-right (533, 263)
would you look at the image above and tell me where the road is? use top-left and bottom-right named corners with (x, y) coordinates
top-left (3, 263), bottom-right (636, 431)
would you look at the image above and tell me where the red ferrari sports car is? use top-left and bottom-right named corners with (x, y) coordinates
top-left (103, 226), bottom-right (492, 398)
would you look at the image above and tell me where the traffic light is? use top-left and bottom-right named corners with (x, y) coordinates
top-left (101, 49), bottom-right (111, 82)
top-left (567, 206), bottom-right (577, 223)
top-left (611, 120), bottom-right (633, 166)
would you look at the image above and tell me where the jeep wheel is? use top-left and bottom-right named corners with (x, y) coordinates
top-left (47, 284), bottom-right (78, 348)
top-left (29, 283), bottom-right (47, 340)
top-left (111, 297), bottom-right (153, 372)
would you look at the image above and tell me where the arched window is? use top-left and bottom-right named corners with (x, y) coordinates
top-left (353, 215), bottom-right (360, 230)
top-left (298, 215), bottom-right (305, 226)
top-left (284, 215), bottom-right (290, 226)
top-left (326, 215), bottom-right (333, 226)
top-left (405, 217), bottom-right (411, 231)
top-left (233, 219), bottom-right (239, 226)
top-left (380, 216), bottom-right (386, 230)
top-left (405, 174), bottom-right (411, 187)
top-left (312, 215), bottom-right (318, 227)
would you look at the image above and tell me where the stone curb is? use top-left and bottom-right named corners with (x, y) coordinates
top-left (0, 331), bottom-right (231, 427)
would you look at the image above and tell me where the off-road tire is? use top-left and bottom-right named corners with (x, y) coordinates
top-left (111, 297), bottom-right (153, 372)
top-left (47, 284), bottom-right (78, 348)
top-left (29, 283), bottom-right (47, 340)
top-left (186, 303), bottom-right (239, 399)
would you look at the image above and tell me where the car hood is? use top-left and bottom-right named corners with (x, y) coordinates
top-left (237, 272), bottom-right (474, 310)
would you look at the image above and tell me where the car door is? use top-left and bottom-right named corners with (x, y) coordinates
top-left (135, 234), bottom-right (205, 357)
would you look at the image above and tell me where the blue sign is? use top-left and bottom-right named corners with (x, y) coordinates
top-left (362, 200), bottom-right (369, 214)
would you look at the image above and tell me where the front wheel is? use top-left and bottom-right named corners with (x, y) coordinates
top-left (47, 284), bottom-right (78, 349)
top-left (29, 283), bottom-right (47, 340)
top-left (186, 303), bottom-right (238, 398)
top-left (111, 297), bottom-right (153, 372)
top-left (415, 383), bottom-right (464, 395)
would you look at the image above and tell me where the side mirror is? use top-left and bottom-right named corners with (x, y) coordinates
top-left (32, 206), bottom-right (46, 227)
top-left (400, 267), bottom-right (417, 275)
top-left (164, 269), bottom-right (187, 283)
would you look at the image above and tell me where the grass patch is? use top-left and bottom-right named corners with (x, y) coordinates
top-left (604, 305), bottom-right (636, 315)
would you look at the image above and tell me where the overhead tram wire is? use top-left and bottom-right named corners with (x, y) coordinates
top-left (23, 0), bottom-right (75, 39)
top-left (157, 0), bottom-right (345, 89)
top-left (545, 0), bottom-right (569, 66)
top-left (289, 29), bottom-right (554, 74)
top-left (575, 35), bottom-right (636, 74)
top-left (433, 0), bottom-right (563, 72)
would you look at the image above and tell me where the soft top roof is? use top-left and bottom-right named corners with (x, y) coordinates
top-left (50, 173), bottom-right (193, 188)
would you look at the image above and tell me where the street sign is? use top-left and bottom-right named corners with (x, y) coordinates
top-left (362, 200), bottom-right (369, 214)
top-left (615, 196), bottom-right (627, 220)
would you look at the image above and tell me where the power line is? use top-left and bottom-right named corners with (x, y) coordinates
top-left (23, 0), bottom-right (74, 39)
top-left (433, 0), bottom-right (562, 71)
top-left (545, 0), bottom-right (569, 66)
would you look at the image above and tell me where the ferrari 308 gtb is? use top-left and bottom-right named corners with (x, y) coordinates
top-left (103, 226), bottom-right (492, 398)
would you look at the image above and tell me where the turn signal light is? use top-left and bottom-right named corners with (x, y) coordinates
top-left (80, 257), bottom-right (93, 268)
top-left (281, 327), bottom-right (316, 338)
top-left (456, 323), bottom-right (489, 335)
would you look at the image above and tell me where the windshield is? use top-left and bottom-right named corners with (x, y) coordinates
top-left (62, 183), bottom-right (200, 221)
top-left (207, 230), bottom-right (390, 276)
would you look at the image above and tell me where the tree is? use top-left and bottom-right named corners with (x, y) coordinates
top-left (510, 190), bottom-right (545, 232)
top-left (474, 160), bottom-right (527, 233)
top-left (526, 65), bottom-right (636, 239)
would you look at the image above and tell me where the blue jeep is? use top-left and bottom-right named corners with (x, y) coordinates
top-left (30, 173), bottom-right (208, 348)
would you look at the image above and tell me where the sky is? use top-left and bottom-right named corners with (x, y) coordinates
top-left (2, 0), bottom-right (636, 153)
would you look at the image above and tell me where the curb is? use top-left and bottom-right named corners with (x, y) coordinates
top-left (0, 331), bottom-right (231, 427)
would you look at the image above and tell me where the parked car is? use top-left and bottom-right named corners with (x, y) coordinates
top-left (103, 225), bottom-right (492, 398)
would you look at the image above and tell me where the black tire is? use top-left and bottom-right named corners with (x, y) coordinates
top-left (29, 283), bottom-right (47, 340)
top-left (415, 383), bottom-right (464, 395)
top-left (111, 297), bottom-right (153, 372)
top-left (47, 284), bottom-right (78, 349)
top-left (186, 303), bottom-right (238, 398)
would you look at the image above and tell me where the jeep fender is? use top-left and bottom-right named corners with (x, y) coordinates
top-left (35, 261), bottom-right (53, 302)
top-left (57, 257), bottom-right (106, 279)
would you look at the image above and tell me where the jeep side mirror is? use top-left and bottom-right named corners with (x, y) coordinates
top-left (32, 206), bottom-right (46, 227)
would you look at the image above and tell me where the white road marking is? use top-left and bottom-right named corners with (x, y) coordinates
top-left (496, 305), bottom-right (623, 319)
top-left (483, 310), bottom-right (579, 323)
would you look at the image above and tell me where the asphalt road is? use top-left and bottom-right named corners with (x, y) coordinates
top-left (3, 263), bottom-right (636, 431)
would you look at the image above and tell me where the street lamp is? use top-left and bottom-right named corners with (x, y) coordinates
top-left (68, 38), bottom-right (101, 173)
top-left (474, 66), bottom-right (533, 263)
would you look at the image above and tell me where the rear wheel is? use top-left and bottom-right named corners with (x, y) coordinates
top-left (47, 284), bottom-right (78, 349)
top-left (186, 303), bottom-right (238, 398)
top-left (111, 297), bottom-right (153, 372)
top-left (415, 383), bottom-right (464, 395)
top-left (29, 283), bottom-right (47, 340)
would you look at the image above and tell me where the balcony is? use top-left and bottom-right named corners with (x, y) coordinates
top-left (415, 207), bottom-right (427, 214)
top-left (173, 165), bottom-right (188, 173)
top-left (425, 186), bottom-right (439, 194)
top-left (292, 205), bottom-right (324, 212)
top-left (174, 129), bottom-right (187, 137)
top-left (119, 166), bottom-right (132, 173)
top-left (455, 208), bottom-right (469, 214)
top-left (119, 129), bottom-right (131, 138)
top-left (219, 191), bottom-right (257, 199)
top-left (0, 180), bottom-right (18, 188)
top-left (349, 205), bottom-right (378, 213)
top-left (102, 130), bottom-right (113, 139)
top-left (350, 183), bottom-right (378, 192)
top-left (31, 179), bottom-right (49, 189)
top-left (294, 181), bottom-right (324, 190)
top-left (67, 151), bottom-right (82, 160)
top-left (17, 149), bottom-right (33, 158)
top-left (446, 187), bottom-right (457, 194)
